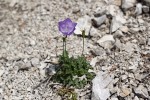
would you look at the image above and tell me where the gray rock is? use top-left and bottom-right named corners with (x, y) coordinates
top-left (110, 14), bottom-right (126, 33)
top-left (134, 85), bottom-right (149, 98)
top-left (138, 19), bottom-right (144, 25)
top-left (91, 15), bottom-right (107, 27)
top-left (97, 35), bottom-right (115, 49)
top-left (122, 42), bottom-right (135, 53)
top-left (90, 27), bottom-right (99, 37)
top-left (94, 6), bottom-right (107, 17)
top-left (0, 68), bottom-right (4, 77)
top-left (121, 0), bottom-right (136, 10)
top-left (90, 57), bottom-right (98, 67)
top-left (135, 3), bottom-right (142, 15)
top-left (119, 26), bottom-right (129, 33)
top-left (106, 5), bottom-right (121, 16)
top-left (114, 30), bottom-right (124, 39)
top-left (111, 0), bottom-right (122, 6)
top-left (134, 96), bottom-right (139, 100)
top-left (31, 58), bottom-right (40, 67)
top-left (92, 71), bottom-right (112, 100)
top-left (115, 38), bottom-right (123, 50)
top-left (121, 75), bottom-right (127, 80)
top-left (30, 39), bottom-right (36, 46)
top-left (129, 28), bottom-right (140, 33)
top-left (45, 65), bottom-right (56, 76)
top-left (119, 86), bottom-right (131, 97)
top-left (90, 47), bottom-right (106, 56)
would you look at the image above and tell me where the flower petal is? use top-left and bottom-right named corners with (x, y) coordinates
top-left (58, 18), bottom-right (77, 36)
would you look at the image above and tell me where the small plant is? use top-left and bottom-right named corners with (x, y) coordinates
top-left (51, 18), bottom-right (95, 99)
top-left (52, 53), bottom-right (95, 88)
top-left (57, 87), bottom-right (77, 100)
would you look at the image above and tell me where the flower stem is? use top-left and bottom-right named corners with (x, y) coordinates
top-left (63, 36), bottom-right (67, 57)
top-left (82, 30), bottom-right (85, 55)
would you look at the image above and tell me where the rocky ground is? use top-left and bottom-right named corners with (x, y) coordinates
top-left (0, 0), bottom-right (150, 100)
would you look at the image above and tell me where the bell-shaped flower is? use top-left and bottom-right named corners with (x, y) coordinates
top-left (58, 18), bottom-right (77, 36)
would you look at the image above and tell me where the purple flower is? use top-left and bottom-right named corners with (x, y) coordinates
top-left (58, 18), bottom-right (77, 36)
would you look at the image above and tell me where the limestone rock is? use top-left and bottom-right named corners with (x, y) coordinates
top-left (135, 3), bottom-right (142, 15)
top-left (119, 26), bottom-right (129, 33)
top-left (121, 0), bottom-right (136, 10)
top-left (134, 85), bottom-right (149, 98)
top-left (106, 5), bottom-right (121, 16)
top-left (97, 35), bottom-right (115, 49)
top-left (91, 15), bottom-right (107, 27)
top-left (31, 58), bottom-right (40, 67)
top-left (110, 14), bottom-right (126, 33)
top-left (92, 71), bottom-right (112, 100)
top-left (119, 86), bottom-right (131, 97)
top-left (90, 57), bottom-right (98, 67)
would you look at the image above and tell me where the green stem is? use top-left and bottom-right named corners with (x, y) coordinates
top-left (65, 35), bottom-right (67, 53)
top-left (63, 36), bottom-right (67, 57)
top-left (63, 37), bottom-right (65, 57)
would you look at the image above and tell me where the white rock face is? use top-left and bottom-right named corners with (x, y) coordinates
top-left (122, 0), bottom-right (136, 10)
top-left (92, 71), bottom-right (112, 100)
top-left (31, 58), bottom-right (40, 67)
top-left (97, 35), bottom-right (115, 49)
top-left (0, 69), bottom-right (4, 77)
top-left (74, 15), bottom-right (91, 36)
top-left (106, 5), bottom-right (121, 16)
top-left (118, 86), bottom-right (131, 97)
top-left (105, 0), bottom-right (122, 6)
top-left (110, 14), bottom-right (126, 33)
top-left (92, 15), bottom-right (107, 27)
top-left (97, 35), bottom-right (115, 43)
top-left (134, 85), bottom-right (149, 98)
top-left (119, 26), bottom-right (129, 33)
top-left (115, 39), bottom-right (123, 49)
top-left (122, 42), bottom-right (135, 53)
top-left (135, 3), bottom-right (142, 15)
top-left (90, 57), bottom-right (98, 67)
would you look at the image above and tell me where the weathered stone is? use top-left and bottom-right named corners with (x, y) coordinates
top-left (135, 3), bottom-right (142, 15)
top-left (119, 86), bottom-right (131, 97)
top-left (92, 71), bottom-right (112, 100)
top-left (97, 35), bottom-right (115, 49)
top-left (31, 58), bottom-right (40, 67)
top-left (119, 26), bottom-right (129, 33)
top-left (91, 15), bottom-right (107, 27)
top-left (110, 14), bottom-right (126, 33)
top-left (121, 0), bottom-right (136, 10)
